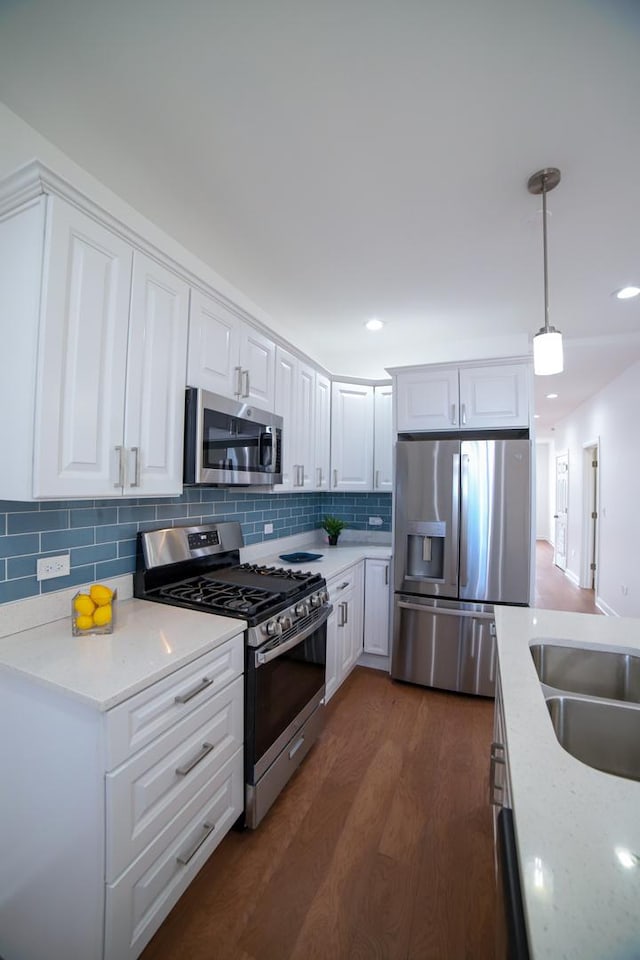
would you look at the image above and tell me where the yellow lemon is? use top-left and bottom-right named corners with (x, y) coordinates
top-left (75, 615), bottom-right (94, 631)
top-left (74, 593), bottom-right (96, 616)
top-left (93, 604), bottom-right (112, 627)
top-left (90, 583), bottom-right (113, 606)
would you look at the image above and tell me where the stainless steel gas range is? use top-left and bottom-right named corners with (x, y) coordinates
top-left (134, 522), bottom-right (331, 828)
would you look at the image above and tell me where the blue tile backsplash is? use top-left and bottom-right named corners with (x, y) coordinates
top-left (0, 491), bottom-right (391, 604)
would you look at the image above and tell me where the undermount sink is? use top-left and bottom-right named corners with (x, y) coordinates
top-left (530, 642), bottom-right (640, 703)
top-left (546, 695), bottom-right (640, 782)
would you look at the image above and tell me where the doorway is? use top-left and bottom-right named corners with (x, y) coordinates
top-left (581, 442), bottom-right (599, 590)
top-left (554, 452), bottom-right (569, 570)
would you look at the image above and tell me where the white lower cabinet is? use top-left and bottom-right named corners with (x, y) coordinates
top-left (0, 632), bottom-right (244, 960)
top-left (325, 562), bottom-right (364, 702)
top-left (363, 558), bottom-right (391, 657)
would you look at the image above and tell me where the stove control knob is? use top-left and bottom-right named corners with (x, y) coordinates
top-left (278, 615), bottom-right (293, 631)
top-left (310, 593), bottom-right (321, 608)
top-left (295, 602), bottom-right (310, 618)
top-left (265, 619), bottom-right (281, 637)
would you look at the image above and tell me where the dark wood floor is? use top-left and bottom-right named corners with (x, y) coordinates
top-left (141, 669), bottom-right (496, 960)
top-left (141, 543), bottom-right (597, 960)
top-left (534, 539), bottom-right (601, 614)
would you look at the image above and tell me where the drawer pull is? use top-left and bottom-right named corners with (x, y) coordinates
top-left (174, 677), bottom-right (213, 704)
top-left (176, 821), bottom-right (216, 866)
top-left (289, 735), bottom-right (305, 759)
top-left (175, 741), bottom-right (214, 777)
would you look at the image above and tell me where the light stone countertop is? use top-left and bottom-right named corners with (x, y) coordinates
top-left (0, 599), bottom-right (246, 711)
top-left (494, 606), bottom-right (640, 960)
top-left (251, 542), bottom-right (392, 582)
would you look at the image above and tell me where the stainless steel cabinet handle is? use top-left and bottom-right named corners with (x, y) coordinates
top-left (316, 467), bottom-right (322, 487)
top-left (130, 446), bottom-right (141, 487)
top-left (489, 740), bottom-right (506, 807)
top-left (235, 366), bottom-right (243, 397)
top-left (338, 601), bottom-right (347, 627)
top-left (176, 821), bottom-right (216, 866)
top-left (451, 403), bottom-right (457, 425)
top-left (337, 581), bottom-right (350, 591)
top-left (461, 402), bottom-right (467, 425)
top-left (333, 469), bottom-right (338, 488)
top-left (384, 565), bottom-right (389, 586)
top-left (375, 469), bottom-right (380, 488)
top-left (289, 735), bottom-right (305, 760)
top-left (175, 741), bottom-right (214, 777)
top-left (242, 369), bottom-right (250, 398)
top-left (343, 600), bottom-right (348, 625)
top-left (114, 445), bottom-right (125, 488)
top-left (174, 677), bottom-right (213, 704)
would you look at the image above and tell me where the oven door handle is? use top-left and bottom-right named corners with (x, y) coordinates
top-left (255, 605), bottom-right (333, 667)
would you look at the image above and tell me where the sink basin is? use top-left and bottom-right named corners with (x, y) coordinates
top-left (546, 695), bottom-right (640, 782)
top-left (531, 642), bottom-right (640, 703)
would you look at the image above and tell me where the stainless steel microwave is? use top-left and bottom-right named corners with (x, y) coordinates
top-left (184, 388), bottom-right (283, 486)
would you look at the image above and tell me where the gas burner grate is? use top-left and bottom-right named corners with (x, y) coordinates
top-left (158, 577), bottom-right (276, 618)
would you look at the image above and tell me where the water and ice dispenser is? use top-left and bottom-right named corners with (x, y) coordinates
top-left (405, 521), bottom-right (447, 581)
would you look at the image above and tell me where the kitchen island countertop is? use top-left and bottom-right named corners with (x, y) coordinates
top-left (495, 605), bottom-right (640, 960)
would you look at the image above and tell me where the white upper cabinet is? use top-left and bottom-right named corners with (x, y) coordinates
top-left (331, 382), bottom-right (374, 491)
top-left (188, 289), bottom-right (276, 410)
top-left (373, 384), bottom-right (393, 491)
top-left (274, 348), bottom-right (329, 492)
top-left (395, 362), bottom-right (530, 432)
top-left (314, 373), bottom-right (331, 491)
top-left (1, 191), bottom-right (189, 499)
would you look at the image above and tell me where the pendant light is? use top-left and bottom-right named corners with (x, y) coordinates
top-left (528, 167), bottom-right (563, 375)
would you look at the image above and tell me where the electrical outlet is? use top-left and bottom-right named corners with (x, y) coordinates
top-left (368, 516), bottom-right (383, 526)
top-left (37, 554), bottom-right (70, 581)
top-left (264, 522), bottom-right (274, 534)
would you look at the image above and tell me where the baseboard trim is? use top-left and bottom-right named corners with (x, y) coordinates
top-left (595, 596), bottom-right (618, 617)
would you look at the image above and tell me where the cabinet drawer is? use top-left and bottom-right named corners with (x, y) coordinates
top-left (328, 568), bottom-right (357, 601)
top-left (106, 675), bottom-right (243, 881)
top-left (105, 633), bottom-right (244, 769)
top-left (104, 750), bottom-right (243, 960)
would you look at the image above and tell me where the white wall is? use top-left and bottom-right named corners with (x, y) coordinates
top-left (551, 359), bottom-right (640, 617)
top-left (535, 441), bottom-right (552, 541)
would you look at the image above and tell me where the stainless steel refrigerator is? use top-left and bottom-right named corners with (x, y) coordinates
top-left (391, 436), bottom-right (531, 697)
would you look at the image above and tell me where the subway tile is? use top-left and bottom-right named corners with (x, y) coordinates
top-left (40, 499), bottom-right (95, 510)
top-left (95, 522), bottom-right (137, 544)
top-left (0, 516), bottom-right (5, 536)
top-left (183, 488), bottom-right (203, 502)
top-left (0, 577), bottom-right (39, 603)
top-left (156, 504), bottom-right (190, 521)
top-left (7, 555), bottom-right (39, 579)
top-left (0, 533), bottom-right (40, 558)
top-left (70, 507), bottom-right (118, 528)
top-left (71, 543), bottom-right (118, 567)
top-left (96, 556), bottom-right (136, 579)
top-left (138, 520), bottom-right (167, 532)
top-left (41, 565), bottom-right (96, 594)
top-left (0, 500), bottom-right (40, 512)
top-left (117, 505), bottom-right (156, 524)
top-left (7, 510), bottom-right (69, 535)
top-left (200, 489), bottom-right (226, 502)
top-left (189, 502), bottom-right (211, 517)
top-left (41, 527), bottom-right (95, 551)
top-left (118, 539), bottom-right (137, 558)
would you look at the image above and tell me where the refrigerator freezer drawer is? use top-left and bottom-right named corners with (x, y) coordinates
top-left (391, 597), bottom-right (497, 697)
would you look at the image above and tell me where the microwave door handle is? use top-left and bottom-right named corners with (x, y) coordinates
top-left (255, 606), bottom-right (333, 666)
top-left (259, 431), bottom-right (273, 468)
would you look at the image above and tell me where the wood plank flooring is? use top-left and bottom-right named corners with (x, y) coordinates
top-left (534, 539), bottom-right (601, 614)
top-left (141, 669), bottom-right (496, 960)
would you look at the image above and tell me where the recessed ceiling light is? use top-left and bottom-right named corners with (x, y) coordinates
top-left (614, 286), bottom-right (640, 300)
top-left (534, 414), bottom-right (540, 419)
top-left (365, 318), bottom-right (384, 331)
top-left (546, 393), bottom-right (558, 399)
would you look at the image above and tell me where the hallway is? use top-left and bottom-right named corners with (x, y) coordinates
top-left (534, 539), bottom-right (601, 614)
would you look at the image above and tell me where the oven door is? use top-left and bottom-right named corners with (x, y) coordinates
top-left (246, 608), bottom-right (330, 784)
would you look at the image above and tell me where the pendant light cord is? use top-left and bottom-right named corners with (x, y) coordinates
top-left (542, 174), bottom-right (550, 333)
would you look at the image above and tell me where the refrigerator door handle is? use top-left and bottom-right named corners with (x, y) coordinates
top-left (451, 453), bottom-right (460, 587)
top-left (460, 453), bottom-right (470, 587)
top-left (396, 601), bottom-right (494, 620)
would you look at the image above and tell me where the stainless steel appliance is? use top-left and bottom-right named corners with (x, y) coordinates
top-left (184, 388), bottom-right (283, 486)
top-left (134, 522), bottom-right (331, 828)
top-left (392, 435), bottom-right (531, 696)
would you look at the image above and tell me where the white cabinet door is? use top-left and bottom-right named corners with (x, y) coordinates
top-left (239, 322), bottom-right (276, 410)
top-left (187, 289), bottom-right (240, 398)
top-left (395, 368), bottom-right (459, 432)
top-left (459, 363), bottom-right (529, 429)
top-left (373, 384), bottom-right (393, 491)
top-left (297, 362), bottom-right (316, 489)
top-left (330, 382), bottom-right (374, 491)
top-left (363, 558), bottom-right (391, 656)
top-left (34, 196), bottom-right (133, 498)
top-left (326, 563), bottom-right (364, 700)
top-left (124, 253), bottom-right (189, 495)
top-left (314, 373), bottom-right (331, 491)
top-left (274, 346), bottom-right (297, 491)
top-left (324, 601), bottom-right (339, 703)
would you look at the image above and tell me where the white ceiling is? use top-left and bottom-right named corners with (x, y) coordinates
top-left (1, 0), bottom-right (639, 434)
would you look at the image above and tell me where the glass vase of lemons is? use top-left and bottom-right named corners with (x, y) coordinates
top-left (72, 584), bottom-right (116, 636)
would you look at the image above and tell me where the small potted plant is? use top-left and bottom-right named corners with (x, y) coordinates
top-left (322, 515), bottom-right (346, 546)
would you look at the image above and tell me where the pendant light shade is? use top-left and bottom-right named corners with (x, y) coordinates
top-left (528, 167), bottom-right (564, 376)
